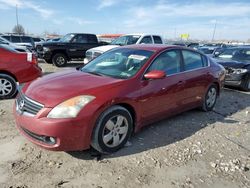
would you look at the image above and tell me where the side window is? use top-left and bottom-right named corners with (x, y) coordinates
top-left (140, 36), bottom-right (153, 44)
top-left (88, 35), bottom-right (97, 43)
top-left (72, 35), bottom-right (87, 43)
top-left (2, 36), bottom-right (11, 41)
top-left (11, 36), bottom-right (21, 43)
top-left (21, 36), bottom-right (32, 43)
top-left (153, 36), bottom-right (163, 44)
top-left (182, 50), bottom-right (204, 71)
top-left (148, 50), bottom-right (181, 75)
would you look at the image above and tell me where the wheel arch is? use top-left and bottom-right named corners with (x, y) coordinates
top-left (52, 50), bottom-right (69, 60)
top-left (0, 70), bottom-right (18, 82)
top-left (115, 103), bottom-right (137, 132)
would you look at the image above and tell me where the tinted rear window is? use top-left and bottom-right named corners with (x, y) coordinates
top-left (153, 36), bottom-right (163, 44)
top-left (0, 44), bottom-right (18, 53)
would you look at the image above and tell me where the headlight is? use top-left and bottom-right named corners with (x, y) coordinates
top-left (233, 68), bottom-right (248, 74)
top-left (43, 47), bottom-right (50, 52)
top-left (47, 95), bottom-right (95, 118)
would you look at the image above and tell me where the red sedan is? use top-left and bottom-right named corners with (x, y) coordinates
top-left (0, 44), bottom-right (42, 99)
top-left (14, 45), bottom-right (225, 153)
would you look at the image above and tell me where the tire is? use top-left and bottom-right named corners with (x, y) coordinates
top-left (52, 53), bottom-right (68, 67)
top-left (0, 74), bottom-right (17, 99)
top-left (240, 74), bottom-right (250, 92)
top-left (91, 105), bottom-right (133, 154)
top-left (202, 84), bottom-right (218, 112)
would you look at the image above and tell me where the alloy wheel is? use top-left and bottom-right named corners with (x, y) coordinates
top-left (206, 87), bottom-right (217, 108)
top-left (56, 56), bottom-right (65, 66)
top-left (102, 115), bottom-right (129, 148)
top-left (0, 78), bottom-right (13, 96)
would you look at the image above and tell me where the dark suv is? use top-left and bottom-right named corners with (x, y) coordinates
top-left (37, 33), bottom-right (103, 67)
top-left (1, 34), bottom-right (35, 50)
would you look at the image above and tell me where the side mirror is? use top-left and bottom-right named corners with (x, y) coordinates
top-left (213, 51), bottom-right (220, 57)
top-left (144, 70), bottom-right (166, 80)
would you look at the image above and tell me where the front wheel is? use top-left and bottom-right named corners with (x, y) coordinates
top-left (91, 106), bottom-right (133, 154)
top-left (52, 53), bottom-right (68, 67)
top-left (202, 84), bottom-right (218, 111)
top-left (0, 74), bottom-right (17, 99)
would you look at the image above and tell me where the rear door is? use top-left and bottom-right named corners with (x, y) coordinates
top-left (69, 34), bottom-right (98, 58)
top-left (139, 49), bottom-right (186, 125)
top-left (180, 50), bottom-right (211, 107)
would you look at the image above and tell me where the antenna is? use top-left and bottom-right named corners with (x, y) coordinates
top-left (212, 20), bottom-right (217, 42)
top-left (16, 4), bottom-right (19, 26)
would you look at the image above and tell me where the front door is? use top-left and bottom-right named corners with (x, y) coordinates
top-left (139, 50), bottom-right (186, 126)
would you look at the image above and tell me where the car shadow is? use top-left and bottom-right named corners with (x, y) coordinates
top-left (67, 89), bottom-right (250, 160)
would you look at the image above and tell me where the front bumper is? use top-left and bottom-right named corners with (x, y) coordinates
top-left (13, 101), bottom-right (94, 151)
top-left (37, 50), bottom-right (52, 61)
top-left (224, 73), bottom-right (245, 86)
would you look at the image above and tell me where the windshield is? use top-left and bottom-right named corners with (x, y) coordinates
top-left (111, 35), bottom-right (141, 45)
top-left (60, 34), bottom-right (75, 42)
top-left (81, 48), bottom-right (153, 79)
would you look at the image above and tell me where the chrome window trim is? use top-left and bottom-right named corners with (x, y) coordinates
top-left (142, 48), bottom-right (211, 79)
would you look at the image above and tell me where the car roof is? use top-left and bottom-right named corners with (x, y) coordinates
top-left (119, 44), bottom-right (184, 52)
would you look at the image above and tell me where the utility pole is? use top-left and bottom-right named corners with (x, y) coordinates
top-left (16, 4), bottom-right (19, 26)
top-left (212, 20), bottom-right (217, 42)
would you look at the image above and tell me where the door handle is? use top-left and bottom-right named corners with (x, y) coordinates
top-left (177, 81), bottom-right (185, 85)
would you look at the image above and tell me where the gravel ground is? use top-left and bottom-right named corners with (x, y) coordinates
top-left (0, 61), bottom-right (249, 188)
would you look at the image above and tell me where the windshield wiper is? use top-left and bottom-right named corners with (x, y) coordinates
top-left (84, 71), bottom-right (105, 77)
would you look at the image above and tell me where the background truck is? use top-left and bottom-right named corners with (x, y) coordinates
top-left (84, 34), bottom-right (164, 63)
top-left (37, 33), bottom-right (107, 67)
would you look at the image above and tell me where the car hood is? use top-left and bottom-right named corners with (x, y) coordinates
top-left (23, 69), bottom-right (124, 107)
top-left (87, 45), bottom-right (119, 53)
top-left (212, 58), bottom-right (250, 69)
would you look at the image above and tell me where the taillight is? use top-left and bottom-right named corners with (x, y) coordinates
top-left (32, 55), bottom-right (38, 65)
top-left (27, 52), bottom-right (32, 62)
top-left (26, 52), bottom-right (37, 64)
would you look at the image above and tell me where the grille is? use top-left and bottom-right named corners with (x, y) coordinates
top-left (16, 93), bottom-right (44, 116)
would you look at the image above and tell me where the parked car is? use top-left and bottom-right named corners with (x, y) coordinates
top-left (37, 33), bottom-right (103, 67)
top-left (0, 36), bottom-right (30, 52)
top-left (0, 44), bottom-right (42, 99)
top-left (84, 34), bottom-right (164, 63)
top-left (197, 43), bottom-right (227, 57)
top-left (14, 45), bottom-right (225, 153)
top-left (213, 47), bottom-right (250, 91)
top-left (0, 34), bottom-right (35, 50)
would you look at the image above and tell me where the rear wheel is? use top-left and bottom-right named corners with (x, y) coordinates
top-left (0, 74), bottom-right (17, 99)
top-left (241, 74), bottom-right (250, 92)
top-left (202, 84), bottom-right (218, 111)
top-left (91, 106), bottom-right (133, 154)
top-left (52, 53), bottom-right (68, 67)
